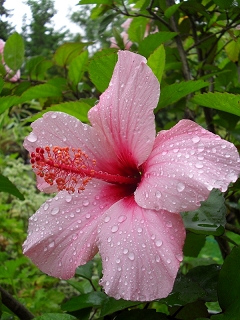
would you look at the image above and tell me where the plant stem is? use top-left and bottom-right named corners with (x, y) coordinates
top-left (0, 286), bottom-right (35, 320)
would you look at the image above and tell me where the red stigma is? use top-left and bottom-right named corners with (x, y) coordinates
top-left (30, 146), bottom-right (141, 193)
top-left (30, 146), bottom-right (95, 193)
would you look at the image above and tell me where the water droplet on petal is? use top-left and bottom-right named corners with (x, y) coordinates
top-left (43, 203), bottom-right (49, 211)
top-left (111, 225), bottom-right (118, 233)
top-left (155, 190), bottom-right (161, 198)
top-left (83, 200), bottom-right (89, 207)
top-left (49, 241), bottom-right (55, 248)
top-left (192, 136), bottom-right (200, 143)
top-left (195, 162), bottom-right (203, 169)
top-left (177, 182), bottom-right (185, 192)
top-left (85, 213), bottom-right (91, 219)
top-left (176, 254), bottom-right (183, 262)
top-left (65, 194), bottom-right (72, 203)
top-left (166, 221), bottom-right (173, 228)
top-left (51, 113), bottom-right (57, 119)
top-left (116, 258), bottom-right (121, 263)
top-left (72, 234), bottom-right (78, 240)
top-left (155, 240), bottom-right (163, 247)
top-left (123, 248), bottom-right (128, 254)
top-left (27, 132), bottom-right (37, 142)
top-left (137, 227), bottom-right (143, 233)
top-left (128, 252), bottom-right (135, 260)
top-left (118, 215), bottom-right (127, 223)
top-left (51, 207), bottom-right (59, 215)
top-left (104, 216), bottom-right (111, 223)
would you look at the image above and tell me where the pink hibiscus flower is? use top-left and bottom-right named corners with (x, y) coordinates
top-left (0, 39), bottom-right (20, 82)
top-left (23, 51), bottom-right (240, 301)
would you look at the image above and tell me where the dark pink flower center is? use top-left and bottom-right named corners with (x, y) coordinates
top-left (30, 146), bottom-right (140, 193)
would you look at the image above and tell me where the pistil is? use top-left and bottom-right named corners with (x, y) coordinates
top-left (30, 146), bottom-right (140, 193)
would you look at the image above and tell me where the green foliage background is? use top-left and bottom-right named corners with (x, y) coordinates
top-left (1, 0), bottom-right (240, 319)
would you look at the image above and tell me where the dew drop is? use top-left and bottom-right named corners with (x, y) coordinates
top-left (51, 207), bottom-right (59, 215)
top-left (192, 136), bottom-right (200, 143)
top-left (65, 194), bottom-right (72, 203)
top-left (111, 225), bottom-right (119, 233)
top-left (85, 213), bottom-right (91, 219)
top-left (72, 234), bottom-right (78, 240)
top-left (155, 190), bottom-right (161, 198)
top-left (166, 259), bottom-right (171, 264)
top-left (195, 162), bottom-right (203, 169)
top-left (70, 213), bottom-right (75, 218)
top-left (43, 203), bottom-right (49, 211)
top-left (166, 221), bottom-right (172, 228)
top-left (176, 254), bottom-right (183, 262)
top-left (137, 227), bottom-right (143, 233)
top-left (49, 241), bottom-right (55, 248)
top-left (27, 132), bottom-right (37, 142)
top-left (155, 240), bottom-right (163, 247)
top-left (104, 216), bottom-right (111, 223)
top-left (177, 182), bottom-right (185, 192)
top-left (83, 200), bottom-right (89, 207)
top-left (116, 258), bottom-right (121, 264)
top-left (123, 248), bottom-right (128, 254)
top-left (118, 215), bottom-right (127, 223)
top-left (128, 252), bottom-right (135, 261)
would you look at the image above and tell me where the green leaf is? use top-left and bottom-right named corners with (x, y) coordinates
top-left (25, 56), bottom-right (53, 80)
top-left (100, 297), bottom-right (139, 317)
top-left (115, 309), bottom-right (168, 320)
top-left (78, 0), bottom-right (112, 4)
top-left (4, 32), bottom-right (24, 71)
top-left (128, 17), bottom-right (148, 43)
top-left (20, 83), bottom-right (62, 101)
top-left (211, 246), bottom-right (240, 319)
top-left (147, 44), bottom-right (165, 83)
top-left (213, 0), bottom-right (235, 9)
top-left (164, 3), bottom-right (182, 18)
top-left (0, 77), bottom-right (4, 93)
top-left (99, 13), bottom-right (118, 34)
top-left (156, 80), bottom-right (208, 110)
top-left (112, 27), bottom-right (125, 49)
top-left (75, 260), bottom-right (94, 279)
top-left (34, 314), bottom-right (78, 320)
top-left (68, 51), bottom-right (88, 90)
top-left (25, 101), bottom-right (91, 123)
top-left (191, 92), bottom-right (240, 116)
top-left (160, 265), bottom-right (220, 307)
top-left (183, 233), bottom-right (206, 257)
top-left (186, 264), bottom-right (220, 302)
top-left (88, 49), bottom-right (118, 92)
top-left (225, 39), bottom-right (240, 63)
top-left (0, 174), bottom-right (24, 200)
top-left (181, 189), bottom-right (227, 236)
top-left (139, 32), bottom-right (178, 58)
top-left (171, 300), bottom-right (209, 319)
top-left (0, 95), bottom-right (20, 114)
top-left (53, 42), bottom-right (86, 67)
top-left (61, 292), bottom-right (107, 312)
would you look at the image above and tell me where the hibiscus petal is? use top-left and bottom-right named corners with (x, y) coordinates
top-left (97, 196), bottom-right (185, 301)
top-left (23, 181), bottom-right (127, 279)
top-left (135, 119), bottom-right (240, 212)
top-left (24, 111), bottom-right (132, 191)
top-left (88, 51), bottom-right (160, 170)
